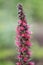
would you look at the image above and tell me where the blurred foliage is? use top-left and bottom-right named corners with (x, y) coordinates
top-left (0, 22), bottom-right (17, 48)
top-left (0, 49), bottom-right (16, 59)
top-left (0, 0), bottom-right (43, 22)
top-left (32, 42), bottom-right (43, 59)
top-left (0, 61), bottom-right (15, 65)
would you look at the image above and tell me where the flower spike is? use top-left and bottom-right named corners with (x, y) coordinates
top-left (16, 3), bottom-right (34, 65)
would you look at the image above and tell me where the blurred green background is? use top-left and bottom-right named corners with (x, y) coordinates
top-left (0, 0), bottom-right (43, 65)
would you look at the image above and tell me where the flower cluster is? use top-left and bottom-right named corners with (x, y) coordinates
top-left (16, 4), bottom-right (34, 65)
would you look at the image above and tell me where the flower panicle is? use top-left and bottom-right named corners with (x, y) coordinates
top-left (16, 3), bottom-right (34, 65)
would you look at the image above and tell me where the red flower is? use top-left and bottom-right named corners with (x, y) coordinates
top-left (17, 55), bottom-right (22, 59)
top-left (16, 36), bottom-right (19, 41)
top-left (28, 62), bottom-right (35, 65)
top-left (16, 41), bottom-right (21, 47)
top-left (23, 57), bottom-right (28, 62)
top-left (16, 62), bottom-right (22, 65)
top-left (21, 33), bottom-right (25, 37)
top-left (21, 47), bottom-right (28, 52)
top-left (18, 20), bottom-right (22, 24)
top-left (20, 26), bottom-right (24, 30)
top-left (23, 22), bottom-right (27, 26)
top-left (25, 41), bottom-right (32, 47)
top-left (21, 33), bottom-right (30, 39)
top-left (27, 51), bottom-right (32, 56)
top-left (18, 47), bottom-right (28, 52)
top-left (26, 30), bottom-right (32, 35)
top-left (21, 33), bottom-right (27, 37)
